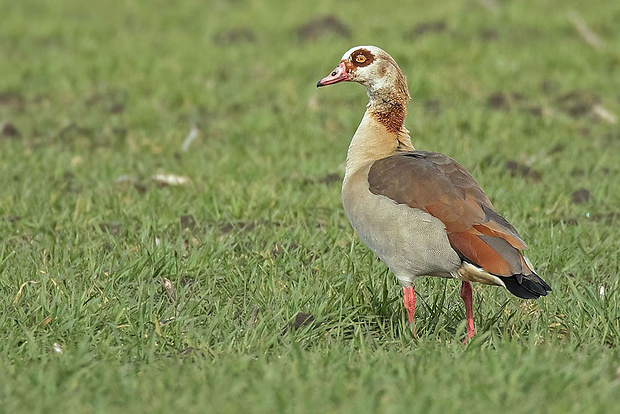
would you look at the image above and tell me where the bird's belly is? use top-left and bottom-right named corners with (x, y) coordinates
top-left (342, 175), bottom-right (461, 284)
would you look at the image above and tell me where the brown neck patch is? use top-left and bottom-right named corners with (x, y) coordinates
top-left (371, 101), bottom-right (406, 133)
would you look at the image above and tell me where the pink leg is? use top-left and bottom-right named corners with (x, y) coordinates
top-left (460, 281), bottom-right (475, 342)
top-left (403, 286), bottom-right (416, 325)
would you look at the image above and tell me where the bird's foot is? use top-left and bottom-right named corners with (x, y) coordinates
top-left (403, 286), bottom-right (417, 336)
top-left (461, 327), bottom-right (475, 344)
top-left (460, 281), bottom-right (475, 344)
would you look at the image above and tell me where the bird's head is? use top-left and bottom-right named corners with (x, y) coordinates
top-left (317, 45), bottom-right (409, 100)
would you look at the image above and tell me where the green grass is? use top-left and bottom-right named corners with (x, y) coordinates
top-left (1, 0), bottom-right (620, 412)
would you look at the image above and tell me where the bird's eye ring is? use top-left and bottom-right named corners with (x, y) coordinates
top-left (355, 55), bottom-right (366, 63)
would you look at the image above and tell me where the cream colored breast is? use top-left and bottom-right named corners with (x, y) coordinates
top-left (342, 164), bottom-right (461, 285)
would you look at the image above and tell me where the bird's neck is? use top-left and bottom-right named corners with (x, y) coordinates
top-left (365, 69), bottom-right (411, 133)
top-left (368, 97), bottom-right (408, 134)
top-left (344, 94), bottom-right (414, 181)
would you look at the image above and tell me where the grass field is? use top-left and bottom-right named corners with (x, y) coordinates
top-left (1, 0), bottom-right (620, 412)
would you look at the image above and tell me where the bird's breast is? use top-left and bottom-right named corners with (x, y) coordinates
top-left (341, 164), bottom-right (461, 284)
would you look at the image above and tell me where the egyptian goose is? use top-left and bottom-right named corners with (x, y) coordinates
top-left (317, 46), bottom-right (551, 340)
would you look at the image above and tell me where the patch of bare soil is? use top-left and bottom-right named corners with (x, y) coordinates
top-left (297, 16), bottom-right (351, 42)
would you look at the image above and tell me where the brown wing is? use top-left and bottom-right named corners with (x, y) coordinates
top-left (367, 151), bottom-right (531, 277)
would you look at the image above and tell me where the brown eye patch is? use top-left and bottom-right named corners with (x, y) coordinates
top-left (351, 49), bottom-right (374, 67)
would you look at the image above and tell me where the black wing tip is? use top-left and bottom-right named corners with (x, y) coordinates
top-left (503, 273), bottom-right (552, 299)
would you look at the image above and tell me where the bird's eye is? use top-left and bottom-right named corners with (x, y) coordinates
top-left (355, 55), bottom-right (366, 63)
